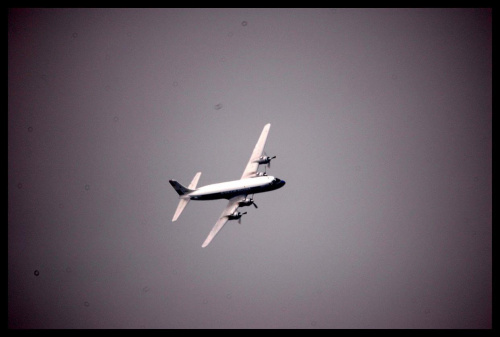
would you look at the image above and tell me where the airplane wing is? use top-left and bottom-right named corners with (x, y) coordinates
top-left (201, 195), bottom-right (245, 248)
top-left (240, 123), bottom-right (271, 179)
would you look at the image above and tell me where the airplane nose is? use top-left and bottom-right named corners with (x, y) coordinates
top-left (280, 180), bottom-right (286, 186)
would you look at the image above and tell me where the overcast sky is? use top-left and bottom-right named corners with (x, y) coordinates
top-left (8, 8), bottom-right (491, 329)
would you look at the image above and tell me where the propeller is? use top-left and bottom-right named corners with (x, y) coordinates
top-left (263, 151), bottom-right (276, 168)
top-left (238, 212), bottom-right (247, 224)
top-left (250, 194), bottom-right (258, 208)
top-left (267, 155), bottom-right (276, 168)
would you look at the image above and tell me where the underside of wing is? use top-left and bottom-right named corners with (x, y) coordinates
top-left (201, 195), bottom-right (245, 248)
top-left (240, 123), bottom-right (271, 179)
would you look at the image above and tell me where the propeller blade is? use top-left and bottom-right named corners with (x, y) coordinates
top-left (253, 202), bottom-right (258, 209)
top-left (238, 217), bottom-right (241, 224)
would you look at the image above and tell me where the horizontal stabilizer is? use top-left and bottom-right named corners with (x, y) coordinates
top-left (170, 172), bottom-right (201, 222)
top-left (189, 172), bottom-right (202, 189)
top-left (172, 198), bottom-right (189, 222)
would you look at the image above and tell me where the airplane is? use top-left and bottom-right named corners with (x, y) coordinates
top-left (169, 123), bottom-right (285, 247)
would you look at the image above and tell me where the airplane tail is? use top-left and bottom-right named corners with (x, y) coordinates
top-left (170, 172), bottom-right (201, 221)
top-left (169, 180), bottom-right (192, 196)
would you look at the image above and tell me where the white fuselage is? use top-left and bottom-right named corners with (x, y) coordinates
top-left (188, 176), bottom-right (285, 200)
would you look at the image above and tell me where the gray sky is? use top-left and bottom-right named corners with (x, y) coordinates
top-left (8, 8), bottom-right (491, 329)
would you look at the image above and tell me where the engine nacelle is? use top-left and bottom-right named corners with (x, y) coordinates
top-left (227, 211), bottom-right (247, 220)
top-left (257, 155), bottom-right (274, 164)
top-left (238, 197), bottom-right (258, 209)
top-left (238, 198), bottom-right (254, 207)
